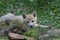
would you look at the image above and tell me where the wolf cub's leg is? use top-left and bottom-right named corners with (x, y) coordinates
top-left (34, 24), bottom-right (51, 28)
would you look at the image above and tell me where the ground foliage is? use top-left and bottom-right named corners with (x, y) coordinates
top-left (0, 0), bottom-right (60, 40)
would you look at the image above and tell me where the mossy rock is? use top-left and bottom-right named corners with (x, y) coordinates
top-left (0, 20), bottom-right (30, 40)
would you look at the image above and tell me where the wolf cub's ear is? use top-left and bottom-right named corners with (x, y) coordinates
top-left (22, 13), bottom-right (26, 19)
top-left (32, 11), bottom-right (37, 17)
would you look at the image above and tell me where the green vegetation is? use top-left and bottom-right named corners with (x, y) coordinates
top-left (0, 0), bottom-right (60, 40)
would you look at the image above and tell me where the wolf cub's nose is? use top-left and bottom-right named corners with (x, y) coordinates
top-left (30, 26), bottom-right (33, 28)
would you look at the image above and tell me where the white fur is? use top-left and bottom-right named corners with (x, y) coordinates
top-left (0, 13), bottom-right (23, 22)
top-left (34, 24), bottom-right (49, 28)
top-left (16, 16), bottom-right (23, 21)
top-left (0, 13), bottom-right (50, 28)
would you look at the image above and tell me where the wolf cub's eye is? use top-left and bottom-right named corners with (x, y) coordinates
top-left (27, 21), bottom-right (29, 23)
top-left (32, 20), bottom-right (34, 22)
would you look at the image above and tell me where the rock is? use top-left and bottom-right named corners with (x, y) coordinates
top-left (39, 34), bottom-right (49, 40)
top-left (47, 29), bottom-right (60, 37)
top-left (39, 29), bottom-right (60, 40)
top-left (21, 25), bottom-right (29, 32)
top-left (8, 32), bottom-right (26, 40)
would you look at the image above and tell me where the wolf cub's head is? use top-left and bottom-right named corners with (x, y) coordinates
top-left (22, 11), bottom-right (37, 28)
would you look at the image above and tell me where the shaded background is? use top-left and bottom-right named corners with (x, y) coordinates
top-left (0, 0), bottom-right (60, 32)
